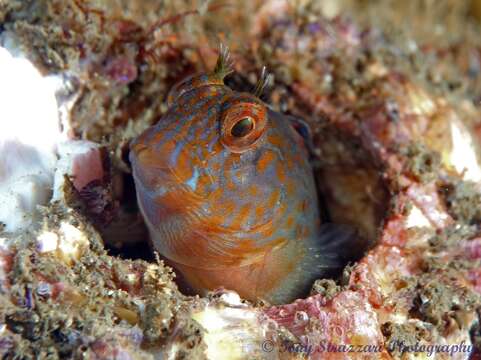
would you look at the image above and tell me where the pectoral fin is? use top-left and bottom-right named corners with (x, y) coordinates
top-left (264, 223), bottom-right (359, 304)
top-left (171, 223), bottom-right (359, 305)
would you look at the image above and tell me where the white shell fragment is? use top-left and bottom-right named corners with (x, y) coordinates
top-left (0, 44), bottom-right (62, 233)
top-left (449, 115), bottom-right (481, 182)
top-left (0, 38), bottom-right (104, 234)
top-left (191, 291), bottom-right (278, 360)
top-left (36, 221), bottom-right (89, 263)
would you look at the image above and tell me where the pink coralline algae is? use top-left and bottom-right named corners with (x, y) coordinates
top-left (264, 292), bottom-right (389, 359)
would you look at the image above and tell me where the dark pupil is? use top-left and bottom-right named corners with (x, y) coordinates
top-left (231, 117), bottom-right (254, 137)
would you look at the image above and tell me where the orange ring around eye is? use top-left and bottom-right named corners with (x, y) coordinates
top-left (220, 99), bottom-right (267, 153)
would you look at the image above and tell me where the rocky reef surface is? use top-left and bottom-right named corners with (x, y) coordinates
top-left (1, 0), bottom-right (481, 359)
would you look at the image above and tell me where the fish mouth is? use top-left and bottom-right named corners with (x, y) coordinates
top-left (132, 138), bottom-right (216, 198)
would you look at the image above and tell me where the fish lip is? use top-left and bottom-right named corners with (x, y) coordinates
top-left (134, 141), bottom-right (216, 199)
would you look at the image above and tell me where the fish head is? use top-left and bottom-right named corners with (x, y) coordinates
top-left (130, 55), bottom-right (318, 269)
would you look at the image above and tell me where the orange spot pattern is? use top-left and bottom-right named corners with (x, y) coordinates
top-left (129, 64), bottom-right (322, 303)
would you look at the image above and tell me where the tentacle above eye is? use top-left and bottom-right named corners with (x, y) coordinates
top-left (214, 43), bottom-right (234, 80)
top-left (253, 66), bottom-right (273, 98)
top-left (167, 43), bottom-right (234, 106)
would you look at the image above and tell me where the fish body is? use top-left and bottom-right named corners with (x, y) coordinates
top-left (130, 53), bottom-right (351, 304)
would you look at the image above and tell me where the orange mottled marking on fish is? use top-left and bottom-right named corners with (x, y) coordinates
top-left (231, 203), bottom-right (252, 229)
top-left (226, 178), bottom-right (237, 191)
top-left (298, 199), bottom-right (309, 213)
top-left (285, 180), bottom-right (296, 198)
top-left (195, 123), bottom-right (206, 138)
top-left (276, 163), bottom-right (287, 182)
top-left (268, 133), bottom-right (284, 148)
top-left (175, 149), bottom-right (194, 182)
top-left (230, 239), bottom-right (261, 257)
top-left (257, 150), bottom-right (276, 173)
top-left (286, 216), bottom-right (294, 228)
top-left (259, 223), bottom-right (275, 238)
top-left (208, 187), bottom-right (223, 203)
top-left (286, 157), bottom-right (295, 170)
top-left (267, 189), bottom-right (281, 209)
top-left (218, 199), bottom-right (237, 214)
top-left (169, 234), bottom-right (301, 299)
top-left (254, 203), bottom-right (265, 219)
top-left (210, 160), bottom-right (221, 172)
top-left (249, 186), bottom-right (259, 197)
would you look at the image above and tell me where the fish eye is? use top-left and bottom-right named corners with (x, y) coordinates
top-left (231, 117), bottom-right (254, 137)
top-left (220, 97), bottom-right (267, 153)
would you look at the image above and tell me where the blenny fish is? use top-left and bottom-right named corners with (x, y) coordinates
top-left (130, 47), bottom-right (354, 304)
